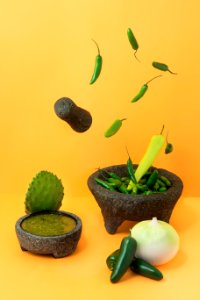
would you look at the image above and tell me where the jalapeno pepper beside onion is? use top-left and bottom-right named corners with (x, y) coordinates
top-left (110, 236), bottom-right (137, 283)
top-left (106, 238), bottom-right (163, 282)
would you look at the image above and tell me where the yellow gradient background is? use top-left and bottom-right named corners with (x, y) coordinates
top-left (1, 1), bottom-right (200, 299)
top-left (0, 0), bottom-right (200, 197)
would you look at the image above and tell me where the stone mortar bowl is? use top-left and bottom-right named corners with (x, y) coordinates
top-left (87, 164), bottom-right (183, 234)
top-left (15, 210), bottom-right (82, 258)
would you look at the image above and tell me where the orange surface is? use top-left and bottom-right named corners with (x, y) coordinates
top-left (1, 195), bottom-right (200, 300)
top-left (1, 1), bottom-right (200, 299)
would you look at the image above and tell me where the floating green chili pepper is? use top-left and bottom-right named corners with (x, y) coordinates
top-left (104, 118), bottom-right (126, 138)
top-left (152, 61), bottom-right (177, 75)
top-left (127, 27), bottom-right (139, 61)
top-left (165, 132), bottom-right (174, 154)
top-left (165, 143), bottom-right (173, 154)
top-left (90, 39), bottom-right (102, 84)
top-left (131, 75), bottom-right (162, 103)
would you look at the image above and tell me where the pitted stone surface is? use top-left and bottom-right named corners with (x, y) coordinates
top-left (15, 211), bottom-right (82, 258)
top-left (88, 164), bottom-right (183, 234)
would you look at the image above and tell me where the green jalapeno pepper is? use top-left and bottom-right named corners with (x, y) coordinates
top-left (152, 61), bottom-right (177, 75)
top-left (165, 142), bottom-right (173, 154)
top-left (104, 118), bottom-right (126, 138)
top-left (159, 175), bottom-right (172, 187)
top-left (131, 75), bottom-right (162, 103)
top-left (130, 258), bottom-right (163, 281)
top-left (153, 181), bottom-right (160, 191)
top-left (107, 178), bottom-right (122, 188)
top-left (143, 190), bottom-right (153, 195)
top-left (156, 178), bottom-right (166, 188)
top-left (131, 84), bottom-right (148, 102)
top-left (165, 132), bottom-right (173, 154)
top-left (127, 27), bottom-right (139, 61)
top-left (126, 151), bottom-right (137, 183)
top-left (118, 183), bottom-right (129, 194)
top-left (107, 171), bottom-right (121, 180)
top-left (107, 249), bottom-right (163, 281)
top-left (146, 169), bottom-right (159, 187)
top-left (158, 186), bottom-right (167, 192)
top-left (90, 39), bottom-right (102, 84)
top-left (110, 236), bottom-right (137, 283)
top-left (106, 249), bottom-right (120, 271)
top-left (95, 178), bottom-right (115, 190)
top-left (136, 183), bottom-right (148, 192)
top-left (98, 169), bottom-right (121, 181)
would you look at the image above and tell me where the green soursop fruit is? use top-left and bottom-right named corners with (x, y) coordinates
top-left (25, 170), bottom-right (64, 213)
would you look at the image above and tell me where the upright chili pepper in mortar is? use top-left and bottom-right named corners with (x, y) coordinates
top-left (110, 236), bottom-right (137, 283)
top-left (90, 39), bottom-right (102, 84)
top-left (131, 75), bottom-right (162, 103)
top-left (134, 126), bottom-right (165, 182)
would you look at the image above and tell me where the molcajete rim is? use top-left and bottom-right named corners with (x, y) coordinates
top-left (87, 164), bottom-right (183, 234)
top-left (15, 210), bottom-right (82, 258)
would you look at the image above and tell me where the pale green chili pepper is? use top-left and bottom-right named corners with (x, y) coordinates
top-left (131, 75), bottom-right (162, 103)
top-left (134, 125), bottom-right (165, 182)
top-left (152, 61), bottom-right (177, 75)
top-left (104, 119), bottom-right (126, 138)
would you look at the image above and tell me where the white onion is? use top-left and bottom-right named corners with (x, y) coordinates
top-left (130, 217), bottom-right (180, 266)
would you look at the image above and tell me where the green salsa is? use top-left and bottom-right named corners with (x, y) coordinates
top-left (22, 213), bottom-right (77, 236)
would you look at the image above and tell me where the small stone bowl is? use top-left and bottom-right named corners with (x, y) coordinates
top-left (87, 164), bottom-right (183, 234)
top-left (15, 210), bottom-right (82, 258)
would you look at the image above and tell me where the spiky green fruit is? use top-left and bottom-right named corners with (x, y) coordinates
top-left (25, 171), bottom-right (64, 213)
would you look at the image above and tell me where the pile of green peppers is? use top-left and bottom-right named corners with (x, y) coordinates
top-left (107, 236), bottom-right (163, 283)
top-left (95, 167), bottom-right (172, 195)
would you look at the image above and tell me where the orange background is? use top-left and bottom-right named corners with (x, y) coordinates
top-left (1, 1), bottom-right (200, 299)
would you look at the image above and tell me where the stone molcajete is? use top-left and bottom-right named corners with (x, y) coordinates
top-left (88, 164), bottom-right (183, 234)
top-left (15, 210), bottom-right (82, 258)
top-left (15, 170), bottom-right (82, 258)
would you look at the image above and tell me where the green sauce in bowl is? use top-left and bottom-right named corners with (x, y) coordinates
top-left (22, 213), bottom-right (77, 236)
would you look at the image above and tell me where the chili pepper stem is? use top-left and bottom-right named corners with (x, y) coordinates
top-left (168, 69), bottom-right (177, 75)
top-left (91, 38), bottom-right (100, 55)
top-left (145, 75), bottom-right (163, 85)
top-left (134, 50), bottom-right (140, 62)
top-left (160, 124), bottom-right (165, 135)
